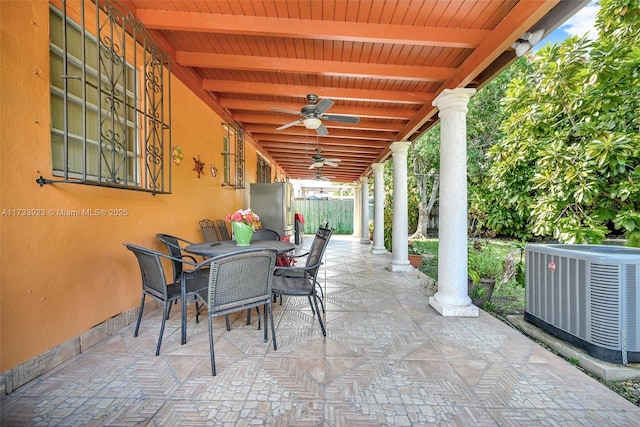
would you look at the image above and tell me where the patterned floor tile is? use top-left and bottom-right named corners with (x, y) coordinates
top-left (2, 235), bottom-right (639, 426)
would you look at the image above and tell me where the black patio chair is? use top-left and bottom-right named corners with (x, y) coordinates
top-left (193, 248), bottom-right (278, 376)
top-left (155, 233), bottom-right (206, 326)
top-left (271, 226), bottom-right (333, 336)
top-left (157, 232), bottom-right (249, 332)
top-left (156, 233), bottom-right (202, 282)
top-left (216, 219), bottom-right (231, 240)
top-left (123, 243), bottom-right (208, 355)
top-left (252, 228), bottom-right (280, 241)
top-left (199, 219), bottom-right (220, 242)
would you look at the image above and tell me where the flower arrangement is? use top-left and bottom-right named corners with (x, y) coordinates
top-left (408, 240), bottom-right (420, 255)
top-left (225, 209), bottom-right (262, 229)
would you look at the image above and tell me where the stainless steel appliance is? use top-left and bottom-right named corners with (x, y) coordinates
top-left (249, 182), bottom-right (294, 238)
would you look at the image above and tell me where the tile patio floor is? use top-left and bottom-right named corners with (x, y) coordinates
top-left (1, 235), bottom-right (639, 426)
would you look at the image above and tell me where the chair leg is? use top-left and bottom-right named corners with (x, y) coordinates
top-left (263, 304), bottom-right (268, 342)
top-left (256, 307), bottom-right (262, 330)
top-left (195, 300), bottom-right (200, 324)
top-left (274, 293), bottom-right (283, 305)
top-left (315, 282), bottom-right (325, 299)
top-left (316, 294), bottom-right (326, 313)
top-left (312, 295), bottom-right (326, 336)
top-left (134, 293), bottom-right (145, 337)
top-left (308, 296), bottom-right (316, 315)
top-left (156, 302), bottom-right (171, 356)
top-left (225, 314), bottom-right (231, 331)
top-left (269, 302), bottom-right (278, 351)
top-left (246, 308), bottom-right (251, 325)
top-left (207, 314), bottom-right (217, 376)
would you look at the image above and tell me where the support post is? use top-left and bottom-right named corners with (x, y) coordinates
top-left (389, 141), bottom-right (412, 272)
top-left (371, 163), bottom-right (387, 254)
top-left (352, 181), bottom-right (362, 238)
top-left (429, 88), bottom-right (478, 317)
top-left (360, 176), bottom-right (371, 244)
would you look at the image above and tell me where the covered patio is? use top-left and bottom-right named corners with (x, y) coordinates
top-left (2, 235), bottom-right (638, 425)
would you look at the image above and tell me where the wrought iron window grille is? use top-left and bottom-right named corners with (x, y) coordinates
top-left (41, 0), bottom-right (172, 195)
top-left (221, 122), bottom-right (245, 189)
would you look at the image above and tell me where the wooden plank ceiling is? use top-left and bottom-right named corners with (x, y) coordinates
top-left (126, 0), bottom-right (587, 183)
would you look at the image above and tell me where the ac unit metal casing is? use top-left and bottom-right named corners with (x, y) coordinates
top-left (525, 244), bottom-right (640, 364)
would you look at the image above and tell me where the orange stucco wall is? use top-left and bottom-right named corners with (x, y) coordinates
top-left (0, 1), bottom-right (275, 372)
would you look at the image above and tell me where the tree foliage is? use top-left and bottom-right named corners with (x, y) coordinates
top-left (482, 0), bottom-right (640, 244)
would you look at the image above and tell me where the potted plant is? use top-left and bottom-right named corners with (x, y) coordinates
top-left (225, 209), bottom-right (262, 246)
top-left (368, 220), bottom-right (374, 240)
top-left (467, 241), bottom-right (502, 306)
top-left (408, 241), bottom-right (422, 268)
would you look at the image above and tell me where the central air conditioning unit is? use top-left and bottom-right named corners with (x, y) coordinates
top-left (524, 244), bottom-right (640, 364)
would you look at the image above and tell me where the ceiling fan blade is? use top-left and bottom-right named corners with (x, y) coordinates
top-left (323, 158), bottom-right (341, 162)
top-left (314, 98), bottom-right (334, 114)
top-left (321, 114), bottom-right (360, 124)
top-left (316, 123), bottom-right (329, 136)
top-left (276, 119), bottom-right (303, 130)
top-left (323, 161), bottom-right (340, 167)
top-left (270, 107), bottom-right (302, 115)
top-left (309, 161), bottom-right (324, 169)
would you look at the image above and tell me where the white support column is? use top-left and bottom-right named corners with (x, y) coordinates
top-left (389, 141), bottom-right (412, 272)
top-left (360, 176), bottom-right (371, 244)
top-left (429, 88), bottom-right (478, 317)
top-left (371, 163), bottom-right (387, 254)
top-left (352, 182), bottom-right (362, 238)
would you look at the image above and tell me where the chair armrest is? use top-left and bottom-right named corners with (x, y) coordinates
top-left (175, 236), bottom-right (196, 246)
top-left (184, 256), bottom-right (218, 274)
top-left (273, 260), bottom-right (322, 277)
top-left (123, 242), bottom-right (187, 265)
top-left (179, 254), bottom-right (199, 267)
top-left (287, 251), bottom-right (309, 259)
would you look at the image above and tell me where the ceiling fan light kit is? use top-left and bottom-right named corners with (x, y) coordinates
top-left (303, 117), bottom-right (322, 129)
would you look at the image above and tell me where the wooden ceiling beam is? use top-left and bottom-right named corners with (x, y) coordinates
top-left (256, 135), bottom-right (388, 147)
top-left (261, 146), bottom-right (381, 157)
top-left (275, 161), bottom-right (366, 168)
top-left (136, 9), bottom-right (489, 48)
top-left (203, 80), bottom-right (432, 104)
top-left (245, 125), bottom-right (394, 140)
top-left (177, 52), bottom-right (453, 82)
top-left (397, 0), bottom-right (561, 141)
top-left (219, 99), bottom-right (416, 120)
top-left (234, 114), bottom-right (404, 132)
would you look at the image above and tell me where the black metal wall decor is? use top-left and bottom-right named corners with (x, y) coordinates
top-left (193, 156), bottom-right (205, 178)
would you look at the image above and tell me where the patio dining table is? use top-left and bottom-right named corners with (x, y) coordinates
top-left (185, 239), bottom-right (295, 258)
top-left (178, 239), bottom-right (296, 345)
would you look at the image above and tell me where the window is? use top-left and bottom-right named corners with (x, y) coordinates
top-left (256, 156), bottom-right (272, 183)
top-left (221, 122), bottom-right (245, 189)
top-left (48, 2), bottom-right (171, 194)
top-left (223, 135), bottom-right (230, 185)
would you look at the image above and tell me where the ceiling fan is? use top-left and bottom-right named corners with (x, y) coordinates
top-left (309, 148), bottom-right (341, 169)
top-left (313, 169), bottom-right (334, 181)
top-left (272, 94), bottom-right (360, 136)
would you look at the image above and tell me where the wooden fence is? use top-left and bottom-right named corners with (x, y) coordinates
top-left (293, 198), bottom-right (439, 235)
top-left (293, 199), bottom-right (354, 234)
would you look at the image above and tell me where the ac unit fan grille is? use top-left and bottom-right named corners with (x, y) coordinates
top-left (590, 263), bottom-right (620, 348)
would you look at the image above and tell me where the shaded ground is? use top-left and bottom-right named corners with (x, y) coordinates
top-left (413, 238), bottom-right (640, 408)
